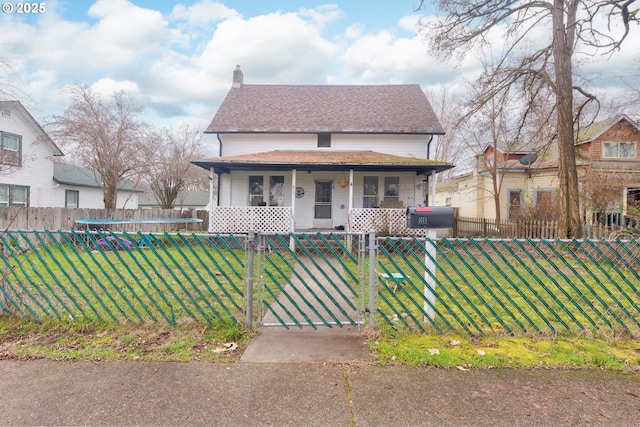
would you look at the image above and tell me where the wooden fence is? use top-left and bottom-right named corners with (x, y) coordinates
top-left (0, 207), bottom-right (209, 232)
top-left (456, 216), bottom-right (639, 239)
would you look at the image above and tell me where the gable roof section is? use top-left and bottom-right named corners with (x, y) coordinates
top-left (53, 163), bottom-right (142, 192)
top-left (206, 84), bottom-right (445, 134)
top-left (193, 150), bottom-right (454, 175)
top-left (0, 100), bottom-right (64, 156)
top-left (576, 114), bottom-right (639, 145)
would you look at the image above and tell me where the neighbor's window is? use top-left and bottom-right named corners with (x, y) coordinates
top-left (317, 133), bottom-right (331, 148)
top-left (508, 189), bottom-right (523, 219)
top-left (0, 184), bottom-right (29, 207)
top-left (445, 196), bottom-right (452, 207)
top-left (269, 176), bottom-right (285, 206)
top-left (534, 189), bottom-right (559, 221)
top-left (384, 177), bottom-right (399, 201)
top-left (248, 175), bottom-right (264, 206)
top-left (65, 190), bottom-right (79, 208)
top-left (603, 141), bottom-right (635, 159)
top-left (0, 132), bottom-right (22, 166)
top-left (363, 176), bottom-right (378, 207)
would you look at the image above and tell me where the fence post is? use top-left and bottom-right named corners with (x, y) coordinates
top-left (246, 230), bottom-right (255, 328)
top-left (424, 229), bottom-right (437, 322)
top-left (1, 242), bottom-right (7, 313)
top-left (368, 230), bottom-right (376, 327)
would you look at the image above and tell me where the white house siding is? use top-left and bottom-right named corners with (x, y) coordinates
top-left (222, 170), bottom-right (423, 230)
top-left (218, 133), bottom-right (431, 158)
top-left (0, 106), bottom-right (56, 207)
top-left (51, 185), bottom-right (139, 209)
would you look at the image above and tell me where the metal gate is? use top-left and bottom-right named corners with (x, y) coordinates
top-left (255, 232), bottom-right (366, 329)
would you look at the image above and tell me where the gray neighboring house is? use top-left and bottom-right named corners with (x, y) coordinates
top-left (138, 190), bottom-right (209, 210)
top-left (53, 163), bottom-right (141, 209)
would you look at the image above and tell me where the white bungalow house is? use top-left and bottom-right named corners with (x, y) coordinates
top-left (52, 163), bottom-right (141, 209)
top-left (0, 100), bottom-right (140, 209)
top-left (193, 66), bottom-right (454, 234)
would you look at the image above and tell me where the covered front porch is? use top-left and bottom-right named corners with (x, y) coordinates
top-left (193, 150), bottom-right (454, 235)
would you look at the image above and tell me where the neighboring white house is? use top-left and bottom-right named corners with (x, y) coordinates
top-left (0, 100), bottom-right (63, 207)
top-left (138, 190), bottom-right (209, 210)
top-left (193, 66), bottom-right (454, 233)
top-left (52, 163), bottom-right (141, 209)
top-left (0, 100), bottom-right (140, 209)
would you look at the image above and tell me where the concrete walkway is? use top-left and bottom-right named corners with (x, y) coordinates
top-left (1, 360), bottom-right (639, 426)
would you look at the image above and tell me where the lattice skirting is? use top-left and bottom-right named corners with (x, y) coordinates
top-left (209, 207), bottom-right (293, 233)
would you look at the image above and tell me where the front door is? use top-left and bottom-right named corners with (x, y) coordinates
top-left (314, 180), bottom-right (332, 229)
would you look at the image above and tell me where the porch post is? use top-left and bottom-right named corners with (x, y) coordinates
top-left (291, 169), bottom-right (297, 230)
top-left (431, 170), bottom-right (436, 206)
top-left (348, 169), bottom-right (354, 212)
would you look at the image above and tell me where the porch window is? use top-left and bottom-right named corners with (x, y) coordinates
top-left (508, 189), bottom-right (523, 219)
top-left (363, 176), bottom-right (378, 207)
top-left (603, 141), bottom-right (635, 158)
top-left (0, 132), bottom-right (21, 166)
top-left (384, 177), bottom-right (399, 201)
top-left (248, 176), bottom-right (264, 206)
top-left (269, 176), bottom-right (285, 206)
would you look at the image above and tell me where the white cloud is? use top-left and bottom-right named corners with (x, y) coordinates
top-left (91, 78), bottom-right (140, 96)
top-left (1, 0), bottom-right (637, 131)
top-left (170, 0), bottom-right (241, 26)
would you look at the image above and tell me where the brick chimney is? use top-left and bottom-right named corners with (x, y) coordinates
top-left (232, 65), bottom-right (243, 88)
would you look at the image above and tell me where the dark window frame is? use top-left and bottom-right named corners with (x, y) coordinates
top-left (0, 131), bottom-right (22, 166)
top-left (0, 184), bottom-right (30, 207)
top-left (65, 189), bottom-right (79, 208)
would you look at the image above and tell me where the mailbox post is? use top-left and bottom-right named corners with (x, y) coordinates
top-left (406, 206), bottom-right (454, 322)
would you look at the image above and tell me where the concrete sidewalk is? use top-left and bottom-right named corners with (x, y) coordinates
top-left (1, 359), bottom-right (639, 426)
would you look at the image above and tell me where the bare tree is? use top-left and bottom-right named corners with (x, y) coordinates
top-left (418, 0), bottom-right (639, 237)
top-left (424, 86), bottom-right (467, 180)
top-left (144, 125), bottom-right (205, 209)
top-left (581, 167), bottom-right (631, 225)
top-left (49, 85), bottom-right (149, 209)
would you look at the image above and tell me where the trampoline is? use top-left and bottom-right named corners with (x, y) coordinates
top-left (75, 217), bottom-right (204, 231)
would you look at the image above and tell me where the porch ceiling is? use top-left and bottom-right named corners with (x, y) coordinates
top-left (192, 150), bottom-right (455, 175)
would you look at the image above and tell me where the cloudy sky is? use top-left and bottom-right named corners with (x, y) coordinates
top-left (1, 0), bottom-right (638, 134)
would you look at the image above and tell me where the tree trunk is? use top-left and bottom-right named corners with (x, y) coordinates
top-left (103, 177), bottom-right (119, 210)
top-left (551, 0), bottom-right (583, 238)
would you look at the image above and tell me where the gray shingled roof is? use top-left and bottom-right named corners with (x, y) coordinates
top-left (53, 163), bottom-right (141, 192)
top-left (206, 84), bottom-right (445, 134)
top-left (576, 115), bottom-right (639, 145)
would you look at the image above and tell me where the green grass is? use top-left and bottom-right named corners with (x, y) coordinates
top-left (371, 332), bottom-right (640, 371)
top-left (375, 238), bottom-right (640, 337)
top-left (0, 316), bottom-right (251, 362)
top-left (1, 231), bottom-right (248, 324)
top-left (1, 316), bottom-right (638, 371)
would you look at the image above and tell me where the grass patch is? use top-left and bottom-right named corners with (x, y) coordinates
top-left (371, 331), bottom-right (640, 371)
top-left (0, 316), bottom-right (252, 362)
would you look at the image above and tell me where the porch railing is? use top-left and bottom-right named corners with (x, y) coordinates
top-left (209, 206), bottom-right (294, 233)
top-left (348, 208), bottom-right (425, 236)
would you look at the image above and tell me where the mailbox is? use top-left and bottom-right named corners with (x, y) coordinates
top-left (406, 206), bottom-right (454, 229)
